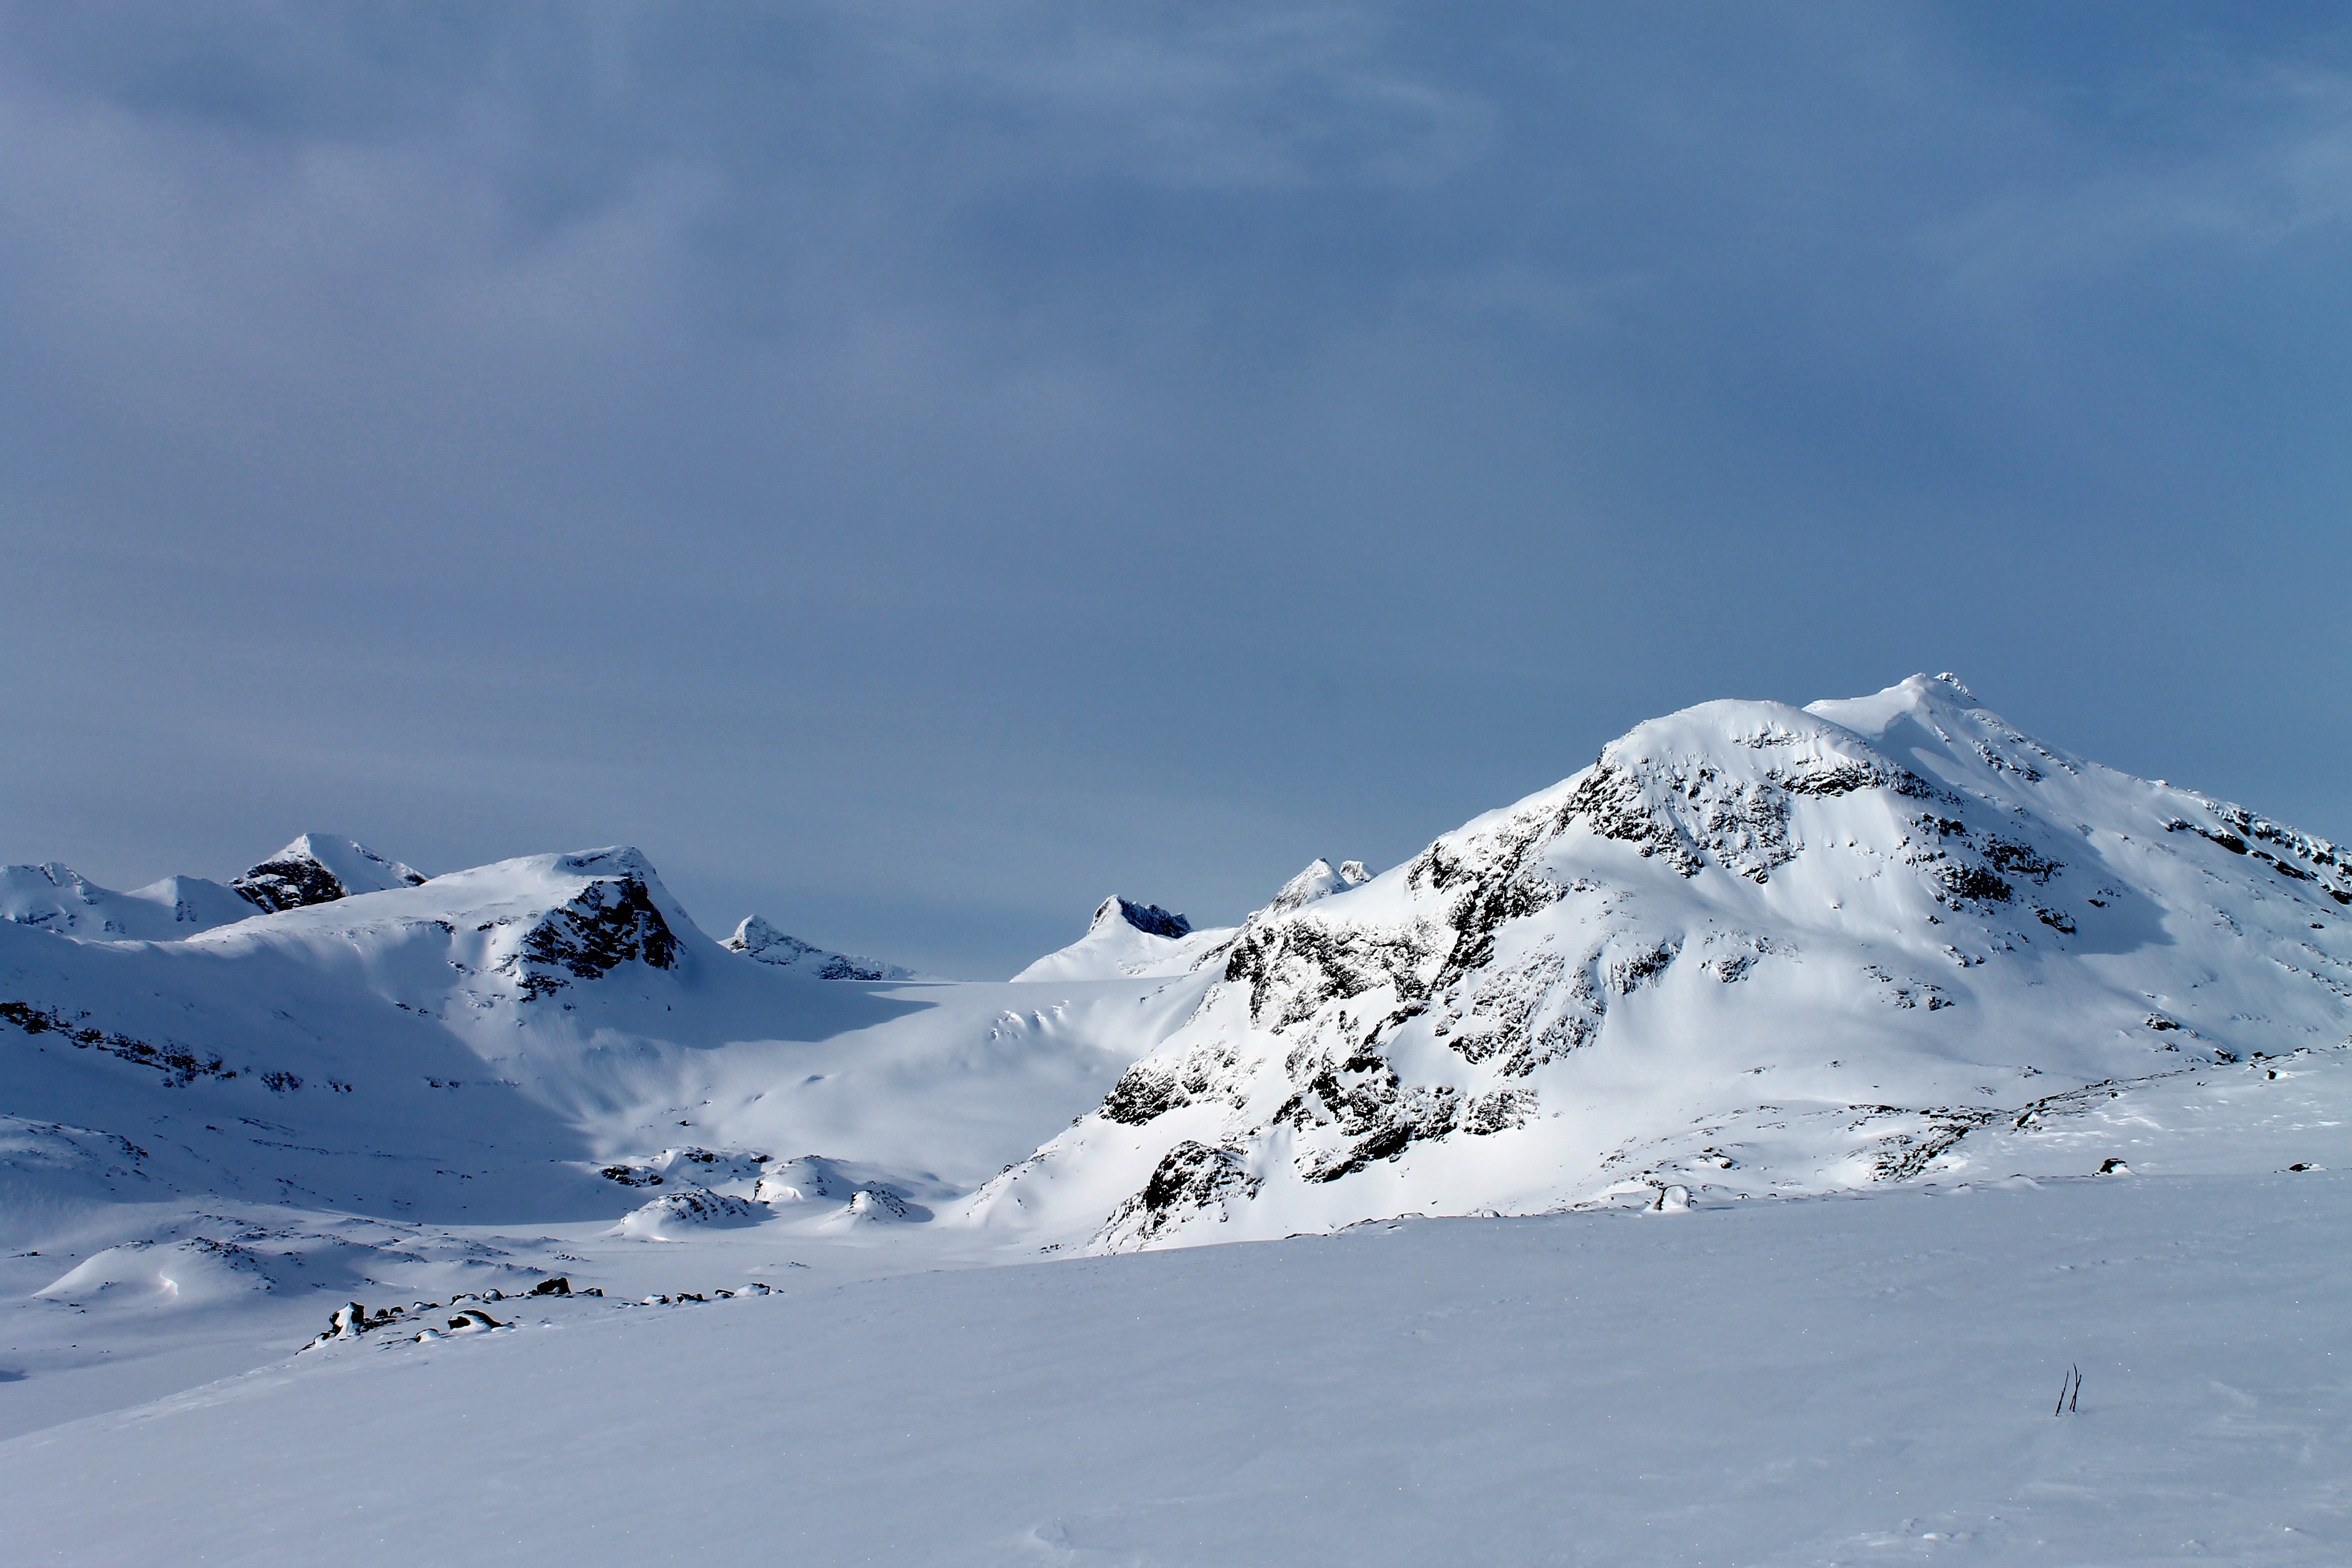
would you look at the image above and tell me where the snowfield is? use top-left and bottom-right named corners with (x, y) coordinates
top-left (5, 1169), bottom-right (2348, 1566)
top-left (3, 676), bottom-right (2348, 1562)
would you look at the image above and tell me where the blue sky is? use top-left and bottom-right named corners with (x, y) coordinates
top-left (3, 3), bottom-right (2348, 975)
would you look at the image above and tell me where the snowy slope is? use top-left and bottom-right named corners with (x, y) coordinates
top-left (6, 668), bottom-right (2350, 1496)
top-left (0, 862), bottom-right (256, 941)
top-left (0, 846), bottom-right (1189, 1225)
top-left (1266, 856), bottom-right (1373, 914)
top-left (0, 839), bottom-right (1224, 1434)
top-left (2, 831), bottom-right (427, 941)
top-left (1013, 895), bottom-right (1236, 981)
top-left (964, 675), bottom-right (2352, 1250)
top-left (722, 913), bottom-right (921, 980)
top-left (7, 1167), bottom-right (2349, 1567)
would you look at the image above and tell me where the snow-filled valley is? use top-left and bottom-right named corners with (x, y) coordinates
top-left (6, 676), bottom-right (2350, 1564)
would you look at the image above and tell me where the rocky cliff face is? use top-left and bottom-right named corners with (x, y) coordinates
top-left (966, 676), bottom-right (2352, 1250)
top-left (496, 851), bottom-right (683, 1000)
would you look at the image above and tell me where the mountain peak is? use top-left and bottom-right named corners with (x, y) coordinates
top-left (3, 861), bottom-right (259, 941)
top-left (231, 834), bottom-right (427, 913)
top-left (1092, 898), bottom-right (1191, 939)
top-left (723, 915), bottom-right (916, 982)
top-left (1268, 858), bottom-right (1374, 915)
top-left (1014, 897), bottom-right (1226, 982)
top-left (971, 673), bottom-right (2352, 1250)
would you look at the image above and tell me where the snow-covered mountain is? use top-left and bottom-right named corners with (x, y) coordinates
top-left (0, 862), bottom-right (255, 940)
top-left (722, 914), bottom-right (920, 981)
top-left (965, 675), bottom-right (2352, 1250)
top-left (1266, 857), bottom-right (1373, 915)
top-left (1012, 896), bottom-right (1236, 981)
top-left (7, 674), bottom-right (2350, 1559)
top-left (2, 831), bottom-right (427, 942)
top-left (0, 843), bottom-right (1199, 1237)
top-left (6, 672), bottom-right (2350, 1457)
top-left (229, 833), bottom-right (428, 912)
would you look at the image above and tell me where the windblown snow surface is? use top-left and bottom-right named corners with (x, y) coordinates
top-left (4, 676), bottom-right (2349, 1566)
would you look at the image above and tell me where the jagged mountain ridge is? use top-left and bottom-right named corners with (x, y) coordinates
top-left (2, 832), bottom-right (429, 941)
top-left (0, 844), bottom-right (1189, 1228)
top-left (963, 675), bottom-right (2352, 1250)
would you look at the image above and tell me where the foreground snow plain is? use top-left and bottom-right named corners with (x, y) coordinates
top-left (6, 676), bottom-right (2350, 1562)
top-left (6, 1162), bottom-right (2348, 1566)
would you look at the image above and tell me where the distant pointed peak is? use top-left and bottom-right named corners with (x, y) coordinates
top-left (1270, 858), bottom-right (1375, 915)
top-left (726, 913), bottom-right (786, 951)
top-left (1091, 897), bottom-right (1191, 939)
top-left (231, 834), bottom-right (427, 913)
top-left (1931, 672), bottom-right (1975, 700)
top-left (726, 913), bottom-right (914, 981)
top-left (725, 914), bottom-right (801, 958)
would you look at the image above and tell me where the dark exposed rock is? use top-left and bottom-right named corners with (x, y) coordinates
top-left (1096, 1141), bottom-right (1260, 1247)
top-left (1, 1000), bottom-right (236, 1086)
top-left (1935, 864), bottom-right (2013, 905)
top-left (1113, 900), bottom-right (1192, 939)
top-left (1862, 1106), bottom-right (1997, 1181)
top-left (501, 863), bottom-right (680, 999)
top-left (232, 835), bottom-right (427, 913)
top-left (1463, 1087), bottom-right (1536, 1135)
top-left (233, 854), bottom-right (349, 913)
top-left (1980, 836), bottom-right (2062, 885)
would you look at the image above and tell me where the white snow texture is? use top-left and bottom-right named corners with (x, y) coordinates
top-left (3, 674), bottom-right (2349, 1565)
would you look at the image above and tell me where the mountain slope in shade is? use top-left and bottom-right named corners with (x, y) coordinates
top-left (962, 675), bottom-right (2352, 1250)
top-left (1011, 896), bottom-right (1235, 982)
top-left (230, 833), bottom-right (427, 912)
top-left (723, 915), bottom-right (921, 981)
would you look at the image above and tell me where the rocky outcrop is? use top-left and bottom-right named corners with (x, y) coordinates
top-left (495, 852), bottom-right (680, 999)
top-left (1108, 899), bottom-right (1190, 939)
top-left (232, 834), bottom-right (427, 913)
top-left (613, 1186), bottom-right (762, 1239)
